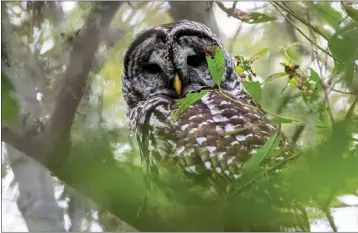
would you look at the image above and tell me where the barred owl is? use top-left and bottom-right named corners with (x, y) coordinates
top-left (122, 20), bottom-right (309, 231)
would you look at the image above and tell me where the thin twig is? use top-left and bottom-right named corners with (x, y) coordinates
top-left (331, 89), bottom-right (358, 95)
top-left (321, 79), bottom-right (335, 124)
top-left (291, 123), bottom-right (305, 146)
top-left (271, 2), bottom-right (336, 64)
top-left (307, 11), bottom-right (326, 79)
top-left (280, 2), bottom-right (329, 41)
top-left (322, 206), bottom-right (338, 232)
top-left (345, 97), bottom-right (357, 120)
top-left (275, 1), bottom-right (358, 71)
top-left (216, 1), bottom-right (251, 21)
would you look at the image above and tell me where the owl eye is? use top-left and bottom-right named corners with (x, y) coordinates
top-left (142, 63), bottom-right (162, 74)
top-left (187, 55), bottom-right (206, 67)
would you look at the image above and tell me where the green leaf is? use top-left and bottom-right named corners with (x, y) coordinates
top-left (240, 60), bottom-right (251, 72)
top-left (205, 46), bottom-right (225, 86)
top-left (235, 65), bottom-right (245, 73)
top-left (328, 22), bottom-right (358, 85)
top-left (307, 2), bottom-right (343, 29)
top-left (170, 90), bottom-right (208, 123)
top-left (264, 109), bottom-right (329, 126)
top-left (281, 42), bottom-right (301, 63)
top-left (242, 81), bottom-right (262, 102)
top-left (1, 72), bottom-right (20, 126)
top-left (302, 69), bottom-right (323, 104)
top-left (329, 23), bottom-right (358, 66)
top-left (248, 48), bottom-right (270, 64)
top-left (267, 113), bottom-right (300, 124)
top-left (264, 72), bottom-right (288, 83)
top-left (241, 12), bottom-right (277, 24)
top-left (302, 2), bottom-right (343, 39)
top-left (242, 131), bottom-right (282, 174)
top-left (298, 69), bottom-right (332, 127)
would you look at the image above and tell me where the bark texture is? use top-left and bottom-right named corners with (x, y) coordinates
top-left (2, 4), bottom-right (65, 230)
top-left (169, 1), bottom-right (221, 38)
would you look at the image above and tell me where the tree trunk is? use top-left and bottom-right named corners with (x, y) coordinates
top-left (2, 3), bottom-right (65, 231)
top-left (168, 1), bottom-right (221, 38)
top-left (6, 145), bottom-right (65, 232)
top-left (68, 187), bottom-right (88, 232)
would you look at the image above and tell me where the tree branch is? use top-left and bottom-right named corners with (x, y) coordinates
top-left (332, 88), bottom-right (358, 95)
top-left (216, 1), bottom-right (251, 21)
top-left (36, 2), bottom-right (120, 168)
top-left (1, 124), bottom-right (40, 159)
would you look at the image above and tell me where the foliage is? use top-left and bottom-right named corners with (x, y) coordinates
top-left (170, 90), bottom-right (208, 123)
top-left (205, 46), bottom-right (225, 86)
top-left (242, 131), bottom-right (282, 174)
top-left (242, 81), bottom-right (262, 102)
top-left (328, 22), bottom-right (358, 85)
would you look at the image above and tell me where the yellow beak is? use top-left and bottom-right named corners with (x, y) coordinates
top-left (174, 74), bottom-right (182, 96)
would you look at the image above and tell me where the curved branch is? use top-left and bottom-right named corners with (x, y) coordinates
top-left (40, 2), bottom-right (122, 168)
top-left (1, 124), bottom-right (40, 158)
top-left (216, 1), bottom-right (251, 21)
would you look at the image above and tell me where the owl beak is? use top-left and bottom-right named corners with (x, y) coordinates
top-left (174, 74), bottom-right (182, 96)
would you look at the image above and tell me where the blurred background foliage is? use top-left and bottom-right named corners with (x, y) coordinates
top-left (1, 1), bottom-right (358, 232)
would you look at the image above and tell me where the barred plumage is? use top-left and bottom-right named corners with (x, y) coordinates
top-left (121, 20), bottom-right (309, 231)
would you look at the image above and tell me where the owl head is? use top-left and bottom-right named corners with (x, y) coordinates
top-left (121, 20), bottom-right (242, 108)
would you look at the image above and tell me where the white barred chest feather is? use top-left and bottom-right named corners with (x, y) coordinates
top-left (130, 91), bottom-right (292, 182)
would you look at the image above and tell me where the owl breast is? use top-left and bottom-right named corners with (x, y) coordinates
top-left (133, 90), bottom-right (291, 183)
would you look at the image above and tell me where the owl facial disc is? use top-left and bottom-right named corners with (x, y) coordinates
top-left (121, 20), bottom-right (242, 108)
